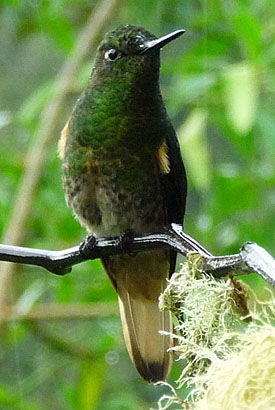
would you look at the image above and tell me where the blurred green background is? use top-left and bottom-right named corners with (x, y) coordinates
top-left (0, 0), bottom-right (274, 409)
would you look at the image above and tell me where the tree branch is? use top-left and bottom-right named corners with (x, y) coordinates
top-left (0, 302), bottom-right (118, 322)
top-left (0, 224), bottom-right (274, 286)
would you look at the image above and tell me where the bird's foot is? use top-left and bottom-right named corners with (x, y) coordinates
top-left (79, 234), bottom-right (97, 259)
top-left (117, 229), bottom-right (136, 256)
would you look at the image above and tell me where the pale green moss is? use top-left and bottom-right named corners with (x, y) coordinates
top-left (156, 253), bottom-right (275, 410)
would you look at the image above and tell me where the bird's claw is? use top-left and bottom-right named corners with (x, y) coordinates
top-left (79, 234), bottom-right (97, 259)
top-left (117, 229), bottom-right (136, 256)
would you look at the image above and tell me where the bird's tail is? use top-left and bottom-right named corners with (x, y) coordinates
top-left (117, 284), bottom-right (173, 382)
top-left (102, 250), bottom-right (173, 382)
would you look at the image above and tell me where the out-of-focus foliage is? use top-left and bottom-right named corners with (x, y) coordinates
top-left (0, 0), bottom-right (274, 409)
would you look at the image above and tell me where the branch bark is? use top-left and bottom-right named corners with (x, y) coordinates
top-left (1, 224), bottom-right (274, 286)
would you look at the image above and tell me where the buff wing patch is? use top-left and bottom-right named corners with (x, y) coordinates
top-left (157, 142), bottom-right (170, 174)
top-left (58, 121), bottom-right (70, 160)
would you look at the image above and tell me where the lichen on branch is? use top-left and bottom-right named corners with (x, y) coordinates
top-left (157, 254), bottom-right (275, 410)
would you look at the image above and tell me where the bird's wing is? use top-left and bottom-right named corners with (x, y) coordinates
top-left (158, 121), bottom-right (188, 275)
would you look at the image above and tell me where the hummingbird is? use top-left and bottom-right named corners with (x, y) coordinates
top-left (59, 24), bottom-right (187, 382)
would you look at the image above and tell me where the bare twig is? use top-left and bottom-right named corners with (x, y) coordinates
top-left (0, 0), bottom-right (122, 316)
top-left (1, 225), bottom-right (274, 286)
top-left (0, 302), bottom-right (118, 322)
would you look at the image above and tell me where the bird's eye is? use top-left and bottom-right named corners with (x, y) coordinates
top-left (105, 48), bottom-right (121, 61)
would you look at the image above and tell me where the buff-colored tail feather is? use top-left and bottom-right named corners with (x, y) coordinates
top-left (117, 283), bottom-right (173, 382)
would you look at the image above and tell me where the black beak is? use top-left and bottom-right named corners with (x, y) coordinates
top-left (140, 29), bottom-right (185, 55)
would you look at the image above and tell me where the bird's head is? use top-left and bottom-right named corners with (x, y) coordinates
top-left (92, 24), bottom-right (185, 84)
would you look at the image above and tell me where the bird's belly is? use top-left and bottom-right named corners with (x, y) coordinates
top-left (67, 163), bottom-right (164, 238)
top-left (84, 181), bottom-right (163, 237)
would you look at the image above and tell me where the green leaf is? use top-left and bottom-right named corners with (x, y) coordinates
top-left (257, 109), bottom-right (275, 163)
top-left (0, 384), bottom-right (37, 410)
top-left (233, 13), bottom-right (262, 61)
top-left (39, 6), bottom-right (74, 53)
top-left (77, 360), bottom-right (107, 410)
top-left (56, 275), bottom-right (75, 303)
top-left (168, 73), bottom-right (216, 113)
top-left (75, 62), bottom-right (93, 90)
top-left (16, 81), bottom-right (55, 129)
top-left (0, 0), bottom-right (19, 5)
top-left (177, 108), bottom-right (211, 192)
top-left (223, 62), bottom-right (258, 135)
